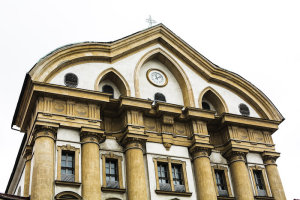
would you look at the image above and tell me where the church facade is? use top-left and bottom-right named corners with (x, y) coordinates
top-left (5, 24), bottom-right (286, 200)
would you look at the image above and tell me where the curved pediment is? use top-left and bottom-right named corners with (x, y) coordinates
top-left (26, 24), bottom-right (283, 121)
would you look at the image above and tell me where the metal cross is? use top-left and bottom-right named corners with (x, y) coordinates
top-left (146, 15), bottom-right (156, 27)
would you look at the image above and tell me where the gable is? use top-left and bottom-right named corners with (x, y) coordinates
top-left (21, 24), bottom-right (283, 121)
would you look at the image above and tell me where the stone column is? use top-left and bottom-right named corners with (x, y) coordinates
top-left (124, 138), bottom-right (148, 200)
top-left (226, 151), bottom-right (254, 200)
top-left (191, 147), bottom-right (217, 200)
top-left (263, 154), bottom-right (286, 200)
top-left (23, 146), bottom-right (32, 197)
top-left (31, 126), bottom-right (57, 200)
top-left (80, 128), bottom-right (105, 200)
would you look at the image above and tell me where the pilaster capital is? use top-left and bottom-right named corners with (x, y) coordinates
top-left (262, 152), bottom-right (280, 165)
top-left (33, 124), bottom-right (58, 141)
top-left (80, 127), bottom-right (105, 144)
top-left (223, 149), bottom-right (249, 165)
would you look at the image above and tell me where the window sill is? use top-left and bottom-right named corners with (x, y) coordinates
top-left (101, 187), bottom-right (126, 193)
top-left (217, 196), bottom-right (235, 200)
top-left (55, 180), bottom-right (81, 187)
top-left (255, 196), bottom-right (274, 200)
top-left (155, 190), bottom-right (192, 196)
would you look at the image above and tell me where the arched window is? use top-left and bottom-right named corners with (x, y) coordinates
top-left (55, 191), bottom-right (82, 200)
top-left (154, 92), bottom-right (166, 102)
top-left (102, 85), bottom-right (114, 98)
top-left (64, 73), bottom-right (78, 88)
top-left (202, 101), bottom-right (211, 110)
top-left (239, 103), bottom-right (250, 116)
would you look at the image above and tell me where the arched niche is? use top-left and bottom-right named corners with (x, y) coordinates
top-left (55, 191), bottom-right (82, 200)
top-left (95, 68), bottom-right (131, 98)
top-left (199, 87), bottom-right (228, 115)
top-left (134, 48), bottom-right (195, 107)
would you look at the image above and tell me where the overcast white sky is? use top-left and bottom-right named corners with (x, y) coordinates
top-left (0, 0), bottom-right (299, 199)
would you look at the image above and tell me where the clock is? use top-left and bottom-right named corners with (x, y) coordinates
top-left (147, 69), bottom-right (168, 87)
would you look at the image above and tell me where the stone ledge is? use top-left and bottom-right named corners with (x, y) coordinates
top-left (55, 180), bottom-right (81, 187)
top-left (155, 190), bottom-right (192, 196)
top-left (101, 187), bottom-right (126, 193)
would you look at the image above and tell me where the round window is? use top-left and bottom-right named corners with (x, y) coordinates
top-left (239, 103), bottom-right (250, 116)
top-left (64, 73), bottom-right (78, 88)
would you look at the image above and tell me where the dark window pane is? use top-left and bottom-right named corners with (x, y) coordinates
top-left (102, 85), bottom-right (114, 98)
top-left (253, 170), bottom-right (266, 196)
top-left (61, 151), bottom-right (75, 182)
top-left (171, 164), bottom-right (185, 192)
top-left (154, 93), bottom-right (166, 102)
top-left (105, 159), bottom-right (119, 188)
top-left (64, 73), bottom-right (78, 88)
top-left (202, 101), bottom-right (211, 110)
top-left (239, 103), bottom-right (250, 116)
top-left (215, 170), bottom-right (228, 196)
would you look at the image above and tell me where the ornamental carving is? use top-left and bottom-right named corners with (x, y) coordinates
top-left (225, 151), bottom-right (247, 164)
top-left (80, 131), bottom-right (105, 144)
top-left (53, 100), bottom-right (66, 113)
top-left (75, 104), bottom-right (88, 117)
top-left (33, 125), bottom-right (57, 140)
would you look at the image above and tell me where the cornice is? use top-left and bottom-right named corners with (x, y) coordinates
top-left (219, 113), bottom-right (280, 133)
top-left (24, 24), bottom-right (283, 122)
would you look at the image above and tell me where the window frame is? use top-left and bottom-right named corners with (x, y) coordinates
top-left (101, 153), bottom-right (125, 192)
top-left (211, 165), bottom-right (233, 197)
top-left (57, 145), bottom-right (80, 183)
top-left (153, 157), bottom-right (191, 196)
top-left (61, 151), bottom-right (75, 182)
top-left (249, 165), bottom-right (271, 197)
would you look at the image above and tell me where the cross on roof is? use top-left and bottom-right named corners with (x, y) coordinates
top-left (146, 15), bottom-right (156, 27)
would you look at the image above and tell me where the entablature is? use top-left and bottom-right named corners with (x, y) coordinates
top-left (13, 81), bottom-right (281, 154)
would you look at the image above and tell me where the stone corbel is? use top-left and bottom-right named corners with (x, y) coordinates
top-left (161, 115), bottom-right (175, 150)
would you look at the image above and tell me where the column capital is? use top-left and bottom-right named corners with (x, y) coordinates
top-left (189, 144), bottom-right (213, 159)
top-left (80, 127), bottom-right (105, 144)
top-left (33, 124), bottom-right (58, 141)
top-left (262, 152), bottom-right (280, 165)
top-left (223, 149), bottom-right (249, 165)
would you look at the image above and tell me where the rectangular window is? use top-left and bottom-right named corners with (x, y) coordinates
top-left (214, 170), bottom-right (228, 196)
top-left (172, 164), bottom-right (185, 192)
top-left (157, 162), bottom-right (171, 191)
top-left (105, 159), bottom-right (119, 188)
top-left (61, 151), bottom-right (74, 182)
top-left (253, 170), bottom-right (267, 196)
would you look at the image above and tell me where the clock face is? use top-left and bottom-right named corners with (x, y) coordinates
top-left (147, 69), bottom-right (168, 87)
